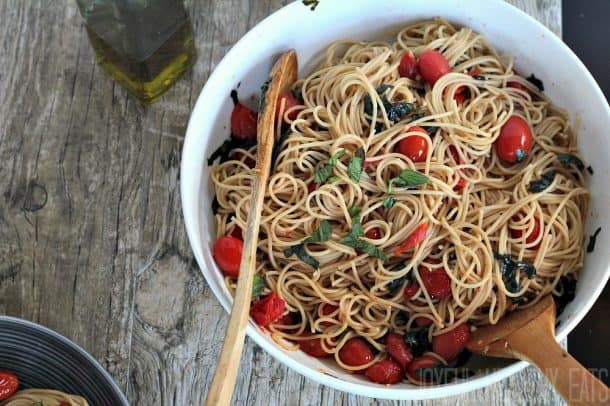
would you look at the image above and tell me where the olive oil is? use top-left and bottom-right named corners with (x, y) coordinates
top-left (79, 0), bottom-right (197, 104)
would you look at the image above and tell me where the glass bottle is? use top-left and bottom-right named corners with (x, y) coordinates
top-left (76, 0), bottom-right (197, 104)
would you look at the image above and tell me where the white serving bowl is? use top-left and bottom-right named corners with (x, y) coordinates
top-left (181, 0), bottom-right (610, 399)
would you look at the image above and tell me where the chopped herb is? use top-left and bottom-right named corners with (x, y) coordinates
top-left (302, 0), bottom-right (320, 10)
top-left (553, 275), bottom-right (577, 316)
top-left (376, 84), bottom-right (394, 94)
top-left (284, 244), bottom-right (319, 268)
top-left (230, 89), bottom-right (239, 105)
top-left (211, 195), bottom-right (220, 215)
top-left (495, 253), bottom-right (536, 294)
top-left (587, 166), bottom-right (594, 175)
top-left (305, 220), bottom-right (333, 243)
top-left (415, 364), bottom-right (474, 384)
top-left (528, 172), bottom-right (555, 193)
top-left (271, 130), bottom-right (291, 171)
top-left (207, 137), bottom-right (257, 166)
top-left (314, 150), bottom-right (346, 185)
top-left (387, 262), bottom-right (411, 292)
top-left (347, 147), bottom-right (365, 183)
top-left (363, 87), bottom-right (415, 123)
top-left (472, 75), bottom-right (486, 81)
top-left (557, 153), bottom-right (585, 171)
top-left (408, 111), bottom-right (426, 123)
top-left (404, 328), bottom-right (431, 357)
top-left (252, 274), bottom-right (265, 300)
top-left (526, 74), bottom-right (544, 91)
top-left (383, 195), bottom-right (396, 209)
top-left (347, 205), bottom-right (361, 218)
top-left (515, 149), bottom-right (526, 163)
top-left (374, 122), bottom-right (385, 133)
top-left (387, 170), bottom-right (430, 193)
top-left (259, 77), bottom-right (272, 113)
top-left (291, 87), bottom-right (304, 102)
top-left (587, 227), bottom-right (602, 253)
top-left (340, 212), bottom-right (388, 261)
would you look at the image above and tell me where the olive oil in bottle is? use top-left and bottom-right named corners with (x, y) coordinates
top-left (77, 0), bottom-right (197, 104)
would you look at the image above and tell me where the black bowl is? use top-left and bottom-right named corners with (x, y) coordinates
top-left (0, 316), bottom-right (128, 405)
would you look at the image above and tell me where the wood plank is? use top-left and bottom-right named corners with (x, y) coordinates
top-left (0, 0), bottom-right (564, 405)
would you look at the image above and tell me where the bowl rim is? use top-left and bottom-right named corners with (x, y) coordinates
top-left (181, 0), bottom-right (610, 399)
top-left (0, 316), bottom-right (129, 405)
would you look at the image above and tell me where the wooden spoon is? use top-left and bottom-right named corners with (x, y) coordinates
top-left (204, 50), bottom-right (298, 406)
top-left (467, 295), bottom-right (609, 405)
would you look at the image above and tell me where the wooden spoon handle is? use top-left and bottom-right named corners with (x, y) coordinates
top-left (510, 327), bottom-right (610, 405)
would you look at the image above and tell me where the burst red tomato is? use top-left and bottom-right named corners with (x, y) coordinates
top-left (510, 215), bottom-right (541, 249)
top-left (397, 126), bottom-right (428, 163)
top-left (0, 371), bottom-right (18, 401)
top-left (230, 102), bottom-right (258, 140)
top-left (299, 332), bottom-right (332, 357)
top-left (407, 355), bottom-right (439, 382)
top-left (418, 50), bottom-right (451, 86)
top-left (385, 333), bottom-right (414, 369)
top-left (403, 282), bottom-right (419, 300)
top-left (432, 324), bottom-right (471, 361)
top-left (250, 292), bottom-right (286, 326)
top-left (393, 222), bottom-right (428, 257)
top-left (319, 303), bottom-right (339, 327)
top-left (365, 228), bottom-right (382, 239)
top-left (276, 91), bottom-right (301, 122)
top-left (419, 260), bottom-right (452, 299)
top-left (495, 115), bottom-right (533, 163)
top-left (212, 236), bottom-right (243, 277)
top-left (415, 317), bottom-right (433, 327)
top-left (398, 51), bottom-right (418, 79)
top-left (339, 338), bottom-right (374, 367)
top-left (365, 359), bottom-right (404, 384)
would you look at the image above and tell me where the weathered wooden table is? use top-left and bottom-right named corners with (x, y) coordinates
top-left (0, 0), bottom-right (565, 404)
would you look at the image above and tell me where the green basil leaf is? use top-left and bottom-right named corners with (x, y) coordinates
top-left (329, 149), bottom-right (346, 166)
top-left (528, 172), bottom-right (555, 193)
top-left (495, 253), bottom-right (536, 295)
top-left (305, 220), bottom-right (332, 243)
top-left (388, 170), bottom-right (429, 192)
top-left (340, 237), bottom-right (388, 261)
top-left (348, 205), bottom-right (360, 219)
top-left (347, 148), bottom-right (365, 183)
top-left (284, 244), bottom-right (319, 269)
top-left (587, 227), bottom-right (602, 253)
top-left (526, 74), bottom-right (544, 91)
top-left (383, 195), bottom-right (396, 209)
top-left (252, 274), bottom-right (265, 300)
top-left (314, 150), bottom-right (346, 185)
top-left (404, 328), bottom-right (431, 357)
top-left (553, 274), bottom-right (577, 317)
top-left (557, 153), bottom-right (585, 171)
top-left (302, 0), bottom-right (320, 10)
top-left (207, 137), bottom-right (257, 166)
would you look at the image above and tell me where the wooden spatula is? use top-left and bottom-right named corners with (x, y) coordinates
top-left (204, 50), bottom-right (298, 406)
top-left (467, 295), bottom-right (609, 405)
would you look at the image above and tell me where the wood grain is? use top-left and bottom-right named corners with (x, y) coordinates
top-left (0, 1), bottom-right (566, 405)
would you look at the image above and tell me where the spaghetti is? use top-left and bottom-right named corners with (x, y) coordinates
top-left (210, 19), bottom-right (588, 384)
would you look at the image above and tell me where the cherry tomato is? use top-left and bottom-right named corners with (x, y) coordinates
top-left (449, 145), bottom-right (467, 191)
top-left (508, 69), bottom-right (531, 95)
top-left (385, 332), bottom-right (413, 369)
top-left (419, 260), bottom-right (452, 299)
top-left (365, 228), bottom-right (382, 240)
top-left (418, 50), bottom-right (451, 86)
top-left (510, 215), bottom-right (541, 250)
top-left (432, 324), bottom-right (471, 362)
top-left (495, 115), bottom-right (533, 163)
top-left (393, 222), bottom-right (428, 257)
top-left (276, 91), bottom-right (301, 122)
top-left (307, 182), bottom-right (318, 193)
top-left (230, 226), bottom-right (243, 240)
top-left (397, 127), bottom-right (428, 163)
top-left (339, 338), bottom-right (374, 367)
top-left (275, 312), bottom-right (295, 326)
top-left (454, 68), bottom-right (481, 104)
top-left (250, 292), bottom-right (286, 326)
top-left (398, 51), bottom-right (418, 79)
top-left (299, 332), bottom-right (332, 357)
top-left (407, 355), bottom-right (439, 382)
top-left (415, 317), bottom-right (433, 327)
top-left (230, 103), bottom-right (258, 140)
top-left (212, 236), bottom-right (243, 277)
top-left (403, 282), bottom-right (419, 300)
top-left (0, 371), bottom-right (18, 401)
top-left (365, 359), bottom-right (404, 384)
top-left (319, 303), bottom-right (339, 327)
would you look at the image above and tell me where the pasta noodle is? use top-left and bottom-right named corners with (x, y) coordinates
top-left (210, 18), bottom-right (588, 383)
top-left (0, 389), bottom-right (88, 406)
